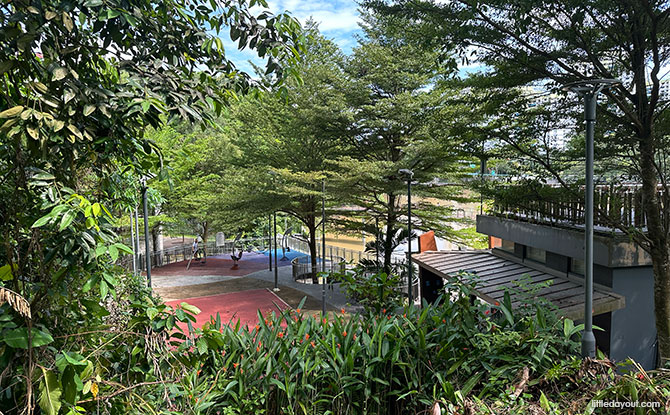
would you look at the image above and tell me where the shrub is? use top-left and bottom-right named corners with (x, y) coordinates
top-left (176, 276), bottom-right (580, 414)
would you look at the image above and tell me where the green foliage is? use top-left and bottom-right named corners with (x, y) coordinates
top-left (0, 0), bottom-right (304, 412)
top-left (334, 267), bottom-right (405, 314)
top-left (172, 280), bottom-right (579, 414)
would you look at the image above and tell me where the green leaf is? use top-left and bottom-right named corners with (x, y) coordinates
top-left (83, 105), bottom-right (95, 116)
top-left (4, 327), bottom-right (54, 349)
top-left (66, 124), bottom-right (83, 139)
top-left (0, 105), bottom-right (24, 118)
top-left (196, 337), bottom-right (208, 355)
top-left (38, 368), bottom-right (62, 415)
top-left (84, 0), bottom-right (103, 7)
top-left (146, 307), bottom-right (158, 320)
top-left (180, 302), bottom-right (201, 315)
top-left (52, 67), bottom-right (68, 81)
top-left (62, 12), bottom-right (74, 32)
top-left (59, 210), bottom-right (76, 231)
top-left (539, 391), bottom-right (551, 412)
top-left (91, 203), bottom-right (101, 217)
top-left (100, 280), bottom-right (109, 299)
top-left (62, 351), bottom-right (88, 367)
top-left (108, 245), bottom-right (119, 262)
top-left (33, 172), bottom-right (55, 181)
top-left (114, 243), bottom-right (133, 254)
top-left (460, 372), bottom-right (482, 396)
top-left (0, 264), bottom-right (15, 281)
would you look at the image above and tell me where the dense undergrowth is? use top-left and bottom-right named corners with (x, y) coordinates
top-left (3, 269), bottom-right (670, 414)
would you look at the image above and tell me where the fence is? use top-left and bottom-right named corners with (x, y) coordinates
top-left (285, 236), bottom-right (377, 264)
top-left (291, 255), bottom-right (346, 282)
top-left (118, 237), bottom-right (271, 272)
top-left (490, 183), bottom-right (661, 230)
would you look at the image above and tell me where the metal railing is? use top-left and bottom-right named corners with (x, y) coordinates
top-left (291, 255), bottom-right (346, 282)
top-left (117, 237), bottom-right (271, 272)
top-left (490, 183), bottom-right (661, 230)
top-left (285, 236), bottom-right (377, 264)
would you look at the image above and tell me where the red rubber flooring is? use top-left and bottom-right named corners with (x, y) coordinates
top-left (151, 253), bottom-right (281, 277)
top-left (166, 288), bottom-right (290, 330)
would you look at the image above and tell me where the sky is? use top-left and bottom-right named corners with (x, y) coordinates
top-left (224, 0), bottom-right (363, 75)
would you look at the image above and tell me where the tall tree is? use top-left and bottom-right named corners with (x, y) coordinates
top-left (219, 25), bottom-right (351, 281)
top-left (0, 0), bottom-right (301, 410)
top-left (331, 10), bottom-right (465, 274)
top-left (366, 0), bottom-right (670, 362)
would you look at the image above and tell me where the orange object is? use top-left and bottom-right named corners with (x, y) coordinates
top-left (418, 231), bottom-right (437, 253)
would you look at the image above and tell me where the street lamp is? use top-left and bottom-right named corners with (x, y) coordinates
top-left (268, 214), bottom-right (273, 272)
top-left (273, 212), bottom-right (279, 291)
top-left (398, 169), bottom-right (414, 306)
top-left (563, 78), bottom-right (620, 358)
top-left (321, 178), bottom-right (327, 315)
top-left (141, 181), bottom-right (151, 288)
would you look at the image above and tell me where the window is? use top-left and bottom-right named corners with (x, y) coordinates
top-left (500, 239), bottom-right (515, 252)
top-left (571, 258), bottom-right (585, 275)
top-left (526, 246), bottom-right (546, 263)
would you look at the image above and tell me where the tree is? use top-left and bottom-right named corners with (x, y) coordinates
top-left (149, 123), bottom-right (240, 259)
top-left (366, 0), bottom-right (670, 363)
top-left (0, 0), bottom-right (302, 410)
top-left (330, 10), bottom-right (466, 274)
top-left (220, 25), bottom-right (351, 281)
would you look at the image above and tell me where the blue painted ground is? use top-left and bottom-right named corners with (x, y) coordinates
top-left (258, 249), bottom-right (309, 262)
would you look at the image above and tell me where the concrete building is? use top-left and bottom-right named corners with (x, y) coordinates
top-left (413, 212), bottom-right (658, 369)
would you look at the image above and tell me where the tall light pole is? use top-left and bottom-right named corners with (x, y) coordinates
top-left (130, 211), bottom-right (137, 275)
top-left (399, 169), bottom-right (414, 306)
top-left (273, 212), bottom-right (279, 291)
top-left (134, 207), bottom-right (140, 275)
top-left (563, 78), bottom-right (620, 358)
top-left (321, 178), bottom-right (327, 315)
top-left (142, 182), bottom-right (151, 288)
top-left (268, 214), bottom-right (273, 272)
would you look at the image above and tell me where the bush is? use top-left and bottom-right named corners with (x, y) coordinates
top-left (175, 276), bottom-right (580, 414)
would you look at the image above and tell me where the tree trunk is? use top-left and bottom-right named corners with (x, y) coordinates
top-left (383, 194), bottom-right (397, 275)
top-left (639, 135), bottom-right (670, 365)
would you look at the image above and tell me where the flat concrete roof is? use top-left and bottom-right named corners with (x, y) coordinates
top-left (413, 250), bottom-right (625, 320)
top-left (477, 215), bottom-right (652, 267)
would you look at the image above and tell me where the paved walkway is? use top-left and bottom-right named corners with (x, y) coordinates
top-left (152, 251), bottom-right (361, 329)
top-left (166, 288), bottom-right (290, 329)
top-left (244, 266), bottom-right (356, 312)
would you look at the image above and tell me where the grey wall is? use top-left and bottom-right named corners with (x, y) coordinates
top-left (478, 215), bottom-right (652, 267)
top-left (609, 267), bottom-right (657, 370)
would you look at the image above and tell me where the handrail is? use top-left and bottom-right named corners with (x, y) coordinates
top-left (489, 183), bottom-right (664, 230)
top-left (116, 236), bottom-right (271, 272)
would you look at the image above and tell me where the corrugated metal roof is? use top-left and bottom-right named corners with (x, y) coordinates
top-left (412, 250), bottom-right (625, 320)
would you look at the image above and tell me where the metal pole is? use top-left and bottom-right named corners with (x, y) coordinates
top-left (480, 154), bottom-right (486, 215)
top-left (130, 212), bottom-right (137, 275)
top-left (322, 179), bottom-right (326, 315)
top-left (407, 178), bottom-right (413, 306)
top-left (375, 217), bottom-right (380, 273)
top-left (134, 207), bottom-right (140, 271)
top-left (269, 214), bottom-right (272, 272)
top-left (142, 185), bottom-right (151, 288)
top-left (273, 212), bottom-right (278, 291)
top-left (582, 92), bottom-right (597, 358)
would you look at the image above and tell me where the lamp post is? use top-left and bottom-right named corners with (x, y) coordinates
top-left (273, 212), bottom-right (279, 291)
top-left (134, 207), bottom-right (140, 275)
top-left (268, 214), bottom-right (273, 272)
top-left (321, 178), bottom-right (327, 315)
top-left (130, 211), bottom-right (137, 275)
top-left (563, 78), bottom-right (620, 358)
top-left (398, 169), bottom-right (414, 306)
top-left (142, 182), bottom-right (151, 288)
